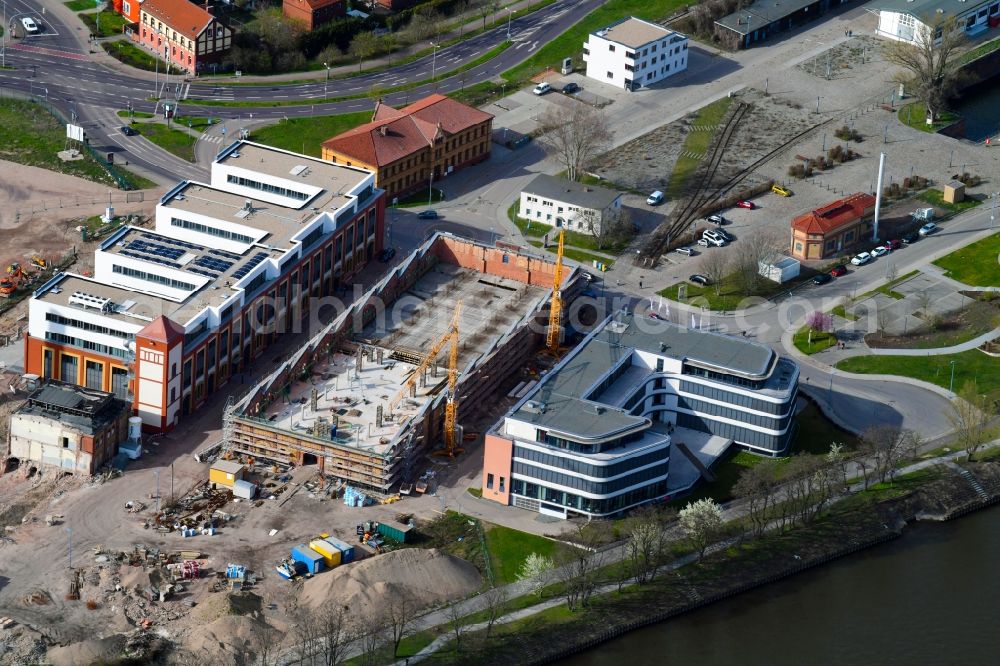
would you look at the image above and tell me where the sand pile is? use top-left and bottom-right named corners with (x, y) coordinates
top-left (300, 548), bottom-right (481, 615)
top-left (185, 615), bottom-right (275, 664)
top-left (192, 591), bottom-right (264, 623)
top-left (46, 636), bottom-right (125, 666)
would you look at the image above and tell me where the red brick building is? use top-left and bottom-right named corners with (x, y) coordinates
top-left (135, 0), bottom-right (232, 75)
top-left (321, 94), bottom-right (493, 200)
top-left (282, 0), bottom-right (346, 31)
top-left (790, 193), bottom-right (876, 260)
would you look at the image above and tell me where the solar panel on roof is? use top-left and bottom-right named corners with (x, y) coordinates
top-left (142, 232), bottom-right (202, 251)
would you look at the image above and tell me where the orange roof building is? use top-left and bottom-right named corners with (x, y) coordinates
top-left (321, 94), bottom-right (494, 200)
top-left (134, 0), bottom-right (232, 75)
top-left (282, 0), bottom-right (346, 32)
top-left (790, 193), bottom-right (876, 260)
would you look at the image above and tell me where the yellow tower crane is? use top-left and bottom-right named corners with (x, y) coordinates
top-left (545, 230), bottom-right (565, 352)
top-left (440, 304), bottom-right (463, 458)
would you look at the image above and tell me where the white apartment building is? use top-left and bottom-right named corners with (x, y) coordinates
top-left (582, 16), bottom-right (688, 91)
top-left (869, 0), bottom-right (1000, 44)
top-left (517, 174), bottom-right (623, 236)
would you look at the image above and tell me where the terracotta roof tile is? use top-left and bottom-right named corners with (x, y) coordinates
top-left (791, 193), bottom-right (876, 235)
top-left (143, 0), bottom-right (214, 41)
top-left (139, 315), bottom-right (186, 344)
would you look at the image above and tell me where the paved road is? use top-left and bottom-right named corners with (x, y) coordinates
top-left (0, 0), bottom-right (600, 181)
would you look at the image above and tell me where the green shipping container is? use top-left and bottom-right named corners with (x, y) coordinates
top-left (376, 521), bottom-right (413, 543)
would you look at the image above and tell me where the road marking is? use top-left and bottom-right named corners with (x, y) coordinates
top-left (181, 83), bottom-right (191, 100)
top-left (8, 43), bottom-right (87, 60)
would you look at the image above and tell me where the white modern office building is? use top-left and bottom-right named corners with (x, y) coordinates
top-left (517, 174), bottom-right (623, 236)
top-left (481, 312), bottom-right (799, 518)
top-left (582, 16), bottom-right (689, 91)
top-left (869, 0), bottom-right (1000, 44)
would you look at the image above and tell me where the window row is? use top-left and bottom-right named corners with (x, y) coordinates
top-left (676, 395), bottom-right (792, 431)
top-left (171, 217), bottom-right (254, 244)
top-left (678, 379), bottom-right (793, 415)
top-left (46, 313), bottom-right (131, 339)
top-left (513, 446), bottom-right (667, 480)
top-left (45, 331), bottom-right (129, 360)
top-left (510, 478), bottom-right (668, 515)
top-left (113, 264), bottom-right (196, 292)
top-left (226, 175), bottom-right (309, 201)
top-left (513, 461), bottom-right (668, 495)
top-left (676, 412), bottom-right (790, 453)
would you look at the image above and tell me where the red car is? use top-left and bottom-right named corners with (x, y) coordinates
top-left (830, 265), bottom-right (848, 277)
top-left (885, 238), bottom-right (902, 250)
top-left (736, 200), bottom-right (755, 209)
top-left (649, 311), bottom-right (662, 320)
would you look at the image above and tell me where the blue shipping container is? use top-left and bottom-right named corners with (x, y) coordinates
top-left (324, 536), bottom-right (355, 563)
top-left (291, 544), bottom-right (326, 574)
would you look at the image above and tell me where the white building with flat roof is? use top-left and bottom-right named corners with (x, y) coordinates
top-left (582, 16), bottom-right (688, 91)
top-left (518, 174), bottom-right (623, 236)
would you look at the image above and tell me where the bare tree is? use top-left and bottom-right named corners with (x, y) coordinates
top-left (537, 104), bottom-right (612, 182)
top-left (729, 228), bottom-right (783, 294)
top-left (384, 596), bottom-right (414, 658)
top-left (915, 289), bottom-right (933, 317)
top-left (860, 425), bottom-right (920, 485)
top-left (948, 380), bottom-right (996, 461)
top-left (349, 31), bottom-right (382, 73)
top-left (623, 505), bottom-right (674, 584)
top-left (352, 616), bottom-right (387, 666)
top-left (578, 206), bottom-right (634, 250)
top-left (477, 0), bottom-right (500, 31)
top-left (558, 524), bottom-right (608, 611)
top-left (678, 497), bottom-right (724, 559)
top-left (314, 605), bottom-right (352, 666)
top-left (883, 15), bottom-right (967, 122)
top-left (444, 600), bottom-right (469, 652)
top-left (482, 585), bottom-right (509, 638)
top-left (697, 248), bottom-right (729, 295)
top-left (733, 459), bottom-right (781, 537)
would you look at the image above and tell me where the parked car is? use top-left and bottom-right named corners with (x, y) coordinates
top-left (735, 200), bottom-right (755, 209)
top-left (850, 252), bottom-right (872, 266)
top-left (561, 82), bottom-right (580, 94)
top-left (649, 311), bottom-right (662, 320)
top-left (697, 237), bottom-right (711, 247)
top-left (919, 222), bottom-right (939, 236)
top-left (532, 82), bottom-right (552, 95)
top-left (885, 238), bottom-right (902, 250)
top-left (871, 246), bottom-right (890, 258)
top-left (675, 246), bottom-right (694, 256)
top-left (812, 273), bottom-right (833, 285)
top-left (901, 232), bottom-right (919, 244)
top-left (772, 184), bottom-right (793, 197)
top-left (714, 229), bottom-right (734, 242)
top-left (378, 248), bottom-right (396, 263)
top-left (647, 190), bottom-right (664, 205)
top-left (120, 125), bottom-right (139, 136)
top-left (417, 210), bottom-right (439, 220)
top-left (830, 265), bottom-right (848, 277)
top-left (580, 271), bottom-right (594, 282)
top-left (706, 214), bottom-right (728, 225)
top-left (701, 230), bottom-right (727, 247)
top-left (689, 274), bottom-right (711, 286)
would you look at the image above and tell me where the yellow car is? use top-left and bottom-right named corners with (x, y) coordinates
top-left (772, 184), bottom-right (793, 197)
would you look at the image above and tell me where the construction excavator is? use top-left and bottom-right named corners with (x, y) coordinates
top-left (0, 264), bottom-right (31, 297)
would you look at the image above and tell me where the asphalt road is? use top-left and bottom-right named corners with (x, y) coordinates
top-left (0, 0), bottom-right (601, 181)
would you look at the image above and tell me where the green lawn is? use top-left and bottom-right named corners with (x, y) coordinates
top-left (791, 401), bottom-right (859, 454)
top-left (527, 240), bottom-right (614, 269)
top-left (860, 269), bottom-right (918, 301)
top-left (959, 37), bottom-right (1000, 65)
top-left (116, 110), bottom-right (155, 119)
top-left (658, 270), bottom-right (799, 311)
top-left (918, 188), bottom-right (983, 214)
top-left (250, 111), bottom-right (371, 157)
top-left (393, 187), bottom-right (445, 208)
top-left (173, 116), bottom-right (214, 134)
top-left (502, 0), bottom-right (690, 88)
top-left (65, 0), bottom-right (98, 10)
top-left (793, 326), bottom-right (838, 355)
top-left (484, 525), bottom-right (569, 585)
top-left (830, 304), bottom-right (859, 321)
top-left (103, 41), bottom-right (167, 73)
top-left (836, 349), bottom-right (1000, 403)
top-left (897, 102), bottom-right (961, 133)
top-left (666, 97), bottom-right (733, 198)
top-left (932, 231), bottom-right (1000, 287)
top-left (136, 123), bottom-right (198, 162)
top-left (0, 98), bottom-right (128, 187)
top-left (78, 11), bottom-right (129, 39)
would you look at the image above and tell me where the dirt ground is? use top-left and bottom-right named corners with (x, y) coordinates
top-left (594, 88), bottom-right (822, 195)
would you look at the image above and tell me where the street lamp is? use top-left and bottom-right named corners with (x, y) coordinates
top-left (430, 42), bottom-right (439, 85)
top-left (428, 170), bottom-right (435, 208)
top-left (2, 0), bottom-right (6, 69)
top-left (949, 360), bottom-right (957, 393)
top-left (66, 527), bottom-right (73, 569)
top-left (506, 8), bottom-right (514, 41)
top-left (991, 192), bottom-right (997, 229)
top-left (323, 62), bottom-right (330, 100)
top-left (154, 29), bottom-right (162, 99)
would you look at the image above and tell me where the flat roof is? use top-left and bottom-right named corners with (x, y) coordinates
top-left (716, 0), bottom-right (825, 34)
top-left (34, 274), bottom-right (172, 328)
top-left (211, 460), bottom-right (245, 474)
top-left (593, 17), bottom-right (678, 48)
top-left (510, 313), bottom-right (781, 438)
top-left (522, 174), bottom-right (622, 211)
top-left (215, 141), bottom-right (372, 196)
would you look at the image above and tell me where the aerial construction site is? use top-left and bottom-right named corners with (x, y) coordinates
top-left (223, 232), bottom-right (580, 494)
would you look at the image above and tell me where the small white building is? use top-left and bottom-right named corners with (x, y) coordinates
top-left (582, 16), bottom-right (688, 91)
top-left (758, 255), bottom-right (801, 284)
top-left (518, 174), bottom-right (623, 236)
top-left (868, 0), bottom-right (1000, 44)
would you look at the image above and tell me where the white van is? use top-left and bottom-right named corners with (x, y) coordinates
top-left (21, 17), bottom-right (41, 34)
top-left (646, 191), bottom-right (664, 205)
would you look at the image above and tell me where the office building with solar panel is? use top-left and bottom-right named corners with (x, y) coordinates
top-left (25, 141), bottom-right (386, 432)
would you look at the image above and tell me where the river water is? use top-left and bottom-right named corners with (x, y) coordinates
top-left (567, 508), bottom-right (1000, 665)
top-left (953, 81), bottom-right (1000, 142)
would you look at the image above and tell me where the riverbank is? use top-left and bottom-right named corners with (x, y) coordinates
top-left (408, 459), bottom-right (1000, 664)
